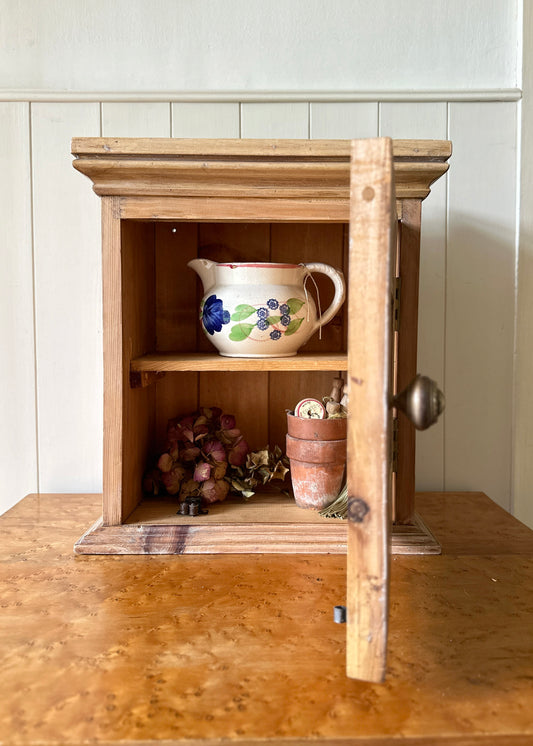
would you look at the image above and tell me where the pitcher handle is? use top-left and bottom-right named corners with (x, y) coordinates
top-left (302, 262), bottom-right (346, 332)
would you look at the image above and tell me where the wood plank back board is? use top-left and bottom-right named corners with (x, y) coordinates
top-left (346, 138), bottom-right (396, 682)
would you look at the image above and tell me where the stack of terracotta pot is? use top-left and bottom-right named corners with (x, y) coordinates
top-left (286, 378), bottom-right (348, 510)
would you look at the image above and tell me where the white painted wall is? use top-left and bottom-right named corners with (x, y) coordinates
top-left (0, 0), bottom-right (528, 525)
top-left (0, 0), bottom-right (519, 93)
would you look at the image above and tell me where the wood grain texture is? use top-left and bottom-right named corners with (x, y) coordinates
top-left (71, 137), bottom-right (453, 158)
top-left (395, 200), bottom-right (422, 524)
top-left (2, 491), bottom-right (533, 744)
top-left (346, 138), bottom-right (396, 682)
top-left (154, 223), bottom-right (199, 449)
top-left (72, 138), bottom-right (451, 201)
top-left (72, 159), bottom-right (448, 200)
top-left (101, 198), bottom-right (124, 525)
top-left (118, 195), bottom-right (351, 222)
top-left (102, 210), bottom-right (156, 524)
top-left (131, 352), bottom-right (349, 372)
top-left (120, 222), bottom-right (156, 521)
top-left (74, 507), bottom-right (438, 556)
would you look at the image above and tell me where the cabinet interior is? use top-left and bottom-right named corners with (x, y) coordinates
top-left (120, 219), bottom-right (349, 526)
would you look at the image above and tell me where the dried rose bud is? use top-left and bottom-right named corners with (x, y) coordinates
top-left (220, 414), bottom-right (236, 431)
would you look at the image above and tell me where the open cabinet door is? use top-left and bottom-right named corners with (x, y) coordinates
top-left (346, 138), bottom-right (397, 682)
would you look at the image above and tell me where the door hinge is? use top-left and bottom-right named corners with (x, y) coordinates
top-left (392, 416), bottom-right (399, 473)
top-left (393, 276), bottom-right (401, 333)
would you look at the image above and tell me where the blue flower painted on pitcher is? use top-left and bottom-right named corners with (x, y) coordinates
top-left (201, 294), bottom-right (231, 335)
top-left (227, 297), bottom-right (306, 343)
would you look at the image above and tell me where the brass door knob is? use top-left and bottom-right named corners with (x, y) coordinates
top-left (394, 375), bottom-right (445, 431)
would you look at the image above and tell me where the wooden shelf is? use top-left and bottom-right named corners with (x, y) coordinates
top-left (74, 491), bottom-right (440, 555)
top-left (127, 491), bottom-right (336, 525)
top-left (130, 351), bottom-right (348, 373)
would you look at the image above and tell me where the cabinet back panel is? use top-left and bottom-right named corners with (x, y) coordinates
top-left (154, 222), bottom-right (200, 447)
top-left (199, 371), bottom-right (269, 450)
top-left (147, 220), bottom-right (349, 477)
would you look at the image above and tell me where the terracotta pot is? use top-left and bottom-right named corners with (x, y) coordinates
top-left (286, 413), bottom-right (347, 510)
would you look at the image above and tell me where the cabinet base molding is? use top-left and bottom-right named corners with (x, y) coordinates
top-left (74, 511), bottom-right (440, 556)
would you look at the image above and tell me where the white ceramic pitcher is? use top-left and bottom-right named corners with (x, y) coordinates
top-left (188, 259), bottom-right (346, 358)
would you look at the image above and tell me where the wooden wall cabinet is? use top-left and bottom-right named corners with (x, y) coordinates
top-left (71, 136), bottom-right (450, 681)
top-left (71, 137), bottom-right (450, 560)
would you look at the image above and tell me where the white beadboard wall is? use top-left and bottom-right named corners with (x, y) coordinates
top-left (0, 98), bottom-right (519, 514)
top-left (0, 0), bottom-right (526, 524)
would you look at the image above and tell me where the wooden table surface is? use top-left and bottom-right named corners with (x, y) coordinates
top-left (1, 491), bottom-right (533, 745)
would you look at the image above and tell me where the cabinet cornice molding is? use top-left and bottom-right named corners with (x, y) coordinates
top-left (72, 138), bottom-right (451, 201)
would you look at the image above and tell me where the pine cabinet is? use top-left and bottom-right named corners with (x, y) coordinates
top-left (72, 136), bottom-right (450, 679)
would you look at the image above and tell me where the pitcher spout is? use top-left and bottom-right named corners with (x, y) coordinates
top-left (187, 258), bottom-right (216, 294)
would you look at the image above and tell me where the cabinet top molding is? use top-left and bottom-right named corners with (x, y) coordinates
top-left (72, 137), bottom-right (451, 200)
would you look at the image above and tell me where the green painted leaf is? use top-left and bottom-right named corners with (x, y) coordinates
top-left (284, 317), bottom-right (304, 337)
top-left (229, 323), bottom-right (254, 341)
top-left (286, 297), bottom-right (305, 314)
top-left (230, 304), bottom-right (257, 321)
top-left (266, 316), bottom-right (281, 325)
